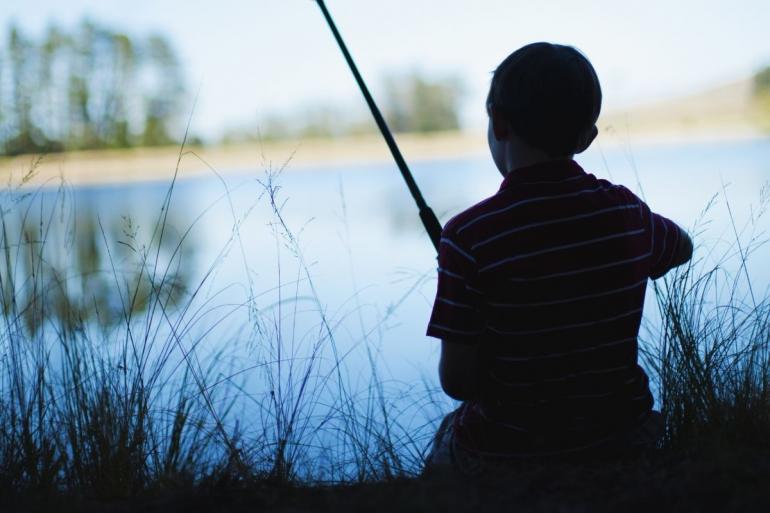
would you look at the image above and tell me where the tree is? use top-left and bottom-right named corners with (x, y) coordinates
top-left (754, 66), bottom-right (770, 130)
top-left (755, 67), bottom-right (770, 94)
top-left (4, 25), bottom-right (46, 155)
top-left (39, 25), bottom-right (67, 146)
top-left (383, 71), bottom-right (464, 133)
top-left (0, 20), bottom-right (188, 156)
top-left (141, 34), bottom-right (184, 146)
top-left (102, 32), bottom-right (136, 148)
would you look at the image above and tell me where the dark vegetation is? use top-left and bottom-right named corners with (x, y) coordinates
top-left (0, 150), bottom-right (768, 511)
top-left (754, 66), bottom-right (770, 129)
top-left (642, 189), bottom-right (770, 450)
top-left (0, 151), bottom-right (442, 504)
top-left (754, 66), bottom-right (770, 97)
top-left (6, 447), bottom-right (770, 513)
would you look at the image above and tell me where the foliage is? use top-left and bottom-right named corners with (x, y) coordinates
top-left (754, 66), bottom-right (770, 129)
top-left (754, 66), bottom-right (770, 95)
top-left (641, 187), bottom-right (770, 449)
top-left (0, 20), bottom-right (186, 156)
top-left (383, 72), bottom-right (464, 134)
top-left (226, 71), bottom-right (465, 144)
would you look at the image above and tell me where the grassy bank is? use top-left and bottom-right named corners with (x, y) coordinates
top-left (0, 151), bottom-right (769, 511)
top-left (0, 155), bottom-right (441, 495)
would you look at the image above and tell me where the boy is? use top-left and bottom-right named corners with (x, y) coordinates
top-left (425, 42), bottom-right (692, 471)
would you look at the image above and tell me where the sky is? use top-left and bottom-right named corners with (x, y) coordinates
top-left (3, 0), bottom-right (770, 139)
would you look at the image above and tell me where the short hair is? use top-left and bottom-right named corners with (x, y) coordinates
top-left (486, 42), bottom-right (602, 157)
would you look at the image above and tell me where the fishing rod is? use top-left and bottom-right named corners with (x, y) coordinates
top-left (314, 0), bottom-right (443, 253)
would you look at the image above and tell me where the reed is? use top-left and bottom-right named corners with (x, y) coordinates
top-left (0, 153), bottom-right (767, 507)
top-left (641, 185), bottom-right (770, 449)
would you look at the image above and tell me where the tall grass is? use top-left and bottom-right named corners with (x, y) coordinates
top-left (0, 153), bottom-right (441, 500)
top-left (641, 185), bottom-right (770, 449)
top-left (0, 149), bottom-right (767, 503)
top-left (0, 161), bottom-right (235, 497)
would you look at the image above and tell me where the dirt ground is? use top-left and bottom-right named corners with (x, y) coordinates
top-left (5, 445), bottom-right (770, 513)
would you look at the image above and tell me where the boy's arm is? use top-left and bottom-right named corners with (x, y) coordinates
top-left (439, 339), bottom-right (480, 401)
top-left (427, 224), bottom-right (484, 400)
top-left (649, 214), bottom-right (693, 279)
top-left (663, 225), bottom-right (693, 275)
top-left (620, 186), bottom-right (694, 279)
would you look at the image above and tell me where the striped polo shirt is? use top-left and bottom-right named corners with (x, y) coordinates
top-left (427, 159), bottom-right (684, 456)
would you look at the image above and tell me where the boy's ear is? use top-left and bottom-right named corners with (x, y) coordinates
top-left (490, 108), bottom-right (510, 141)
top-left (575, 125), bottom-right (598, 154)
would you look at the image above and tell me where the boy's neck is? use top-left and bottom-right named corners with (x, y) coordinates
top-left (499, 138), bottom-right (573, 177)
top-left (506, 154), bottom-right (573, 176)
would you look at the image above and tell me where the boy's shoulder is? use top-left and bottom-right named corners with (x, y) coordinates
top-left (442, 193), bottom-right (506, 237)
top-left (442, 171), bottom-right (645, 248)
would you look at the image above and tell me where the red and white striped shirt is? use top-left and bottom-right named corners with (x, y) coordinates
top-left (427, 159), bottom-right (684, 455)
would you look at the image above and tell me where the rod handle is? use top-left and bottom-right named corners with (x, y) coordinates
top-left (419, 207), bottom-right (443, 253)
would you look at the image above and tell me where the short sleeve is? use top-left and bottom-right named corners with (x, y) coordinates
top-left (426, 226), bottom-right (485, 343)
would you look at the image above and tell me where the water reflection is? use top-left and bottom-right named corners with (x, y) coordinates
top-left (0, 140), bottom-right (766, 481)
top-left (1, 137), bottom-right (768, 376)
top-left (0, 191), bottom-right (195, 335)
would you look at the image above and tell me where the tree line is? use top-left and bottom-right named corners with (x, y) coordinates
top-left (755, 66), bottom-right (770, 130)
top-left (224, 71), bottom-right (465, 144)
top-left (0, 19), bottom-right (464, 155)
top-left (0, 20), bottom-right (187, 156)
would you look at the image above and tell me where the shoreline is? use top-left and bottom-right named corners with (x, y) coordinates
top-left (0, 127), bottom-right (766, 189)
top-left (0, 131), bottom-right (487, 189)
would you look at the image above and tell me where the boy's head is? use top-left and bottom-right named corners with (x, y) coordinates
top-left (487, 42), bottom-right (602, 160)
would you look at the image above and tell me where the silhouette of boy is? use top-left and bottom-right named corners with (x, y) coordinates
top-left (425, 42), bottom-right (692, 472)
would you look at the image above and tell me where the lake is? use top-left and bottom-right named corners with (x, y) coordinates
top-left (7, 136), bottom-right (769, 470)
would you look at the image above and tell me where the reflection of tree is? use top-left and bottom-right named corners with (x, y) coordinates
top-left (0, 20), bottom-right (187, 156)
top-left (0, 204), bottom-right (194, 336)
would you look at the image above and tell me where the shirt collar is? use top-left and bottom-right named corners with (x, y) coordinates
top-left (499, 159), bottom-right (586, 191)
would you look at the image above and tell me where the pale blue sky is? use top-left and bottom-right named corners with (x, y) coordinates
top-left (4, 0), bottom-right (770, 138)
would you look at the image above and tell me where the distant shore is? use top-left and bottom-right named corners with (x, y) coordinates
top-left (0, 126), bottom-right (766, 188)
top-left (0, 131), bottom-right (487, 189)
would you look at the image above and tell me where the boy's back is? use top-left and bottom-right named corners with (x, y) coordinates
top-left (428, 158), bottom-right (685, 455)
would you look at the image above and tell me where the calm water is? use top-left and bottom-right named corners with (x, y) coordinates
top-left (20, 137), bottom-right (770, 402)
